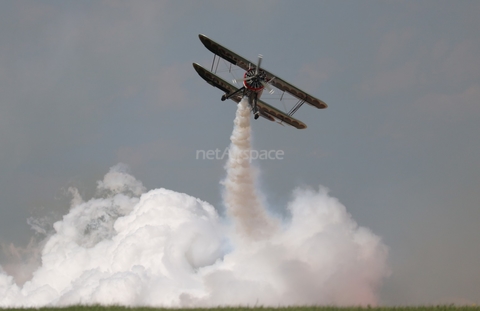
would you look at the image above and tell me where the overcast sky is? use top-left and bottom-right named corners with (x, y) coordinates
top-left (0, 0), bottom-right (479, 305)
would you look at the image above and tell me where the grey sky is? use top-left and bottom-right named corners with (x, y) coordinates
top-left (0, 0), bottom-right (479, 305)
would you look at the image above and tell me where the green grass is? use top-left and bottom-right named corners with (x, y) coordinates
top-left (1, 306), bottom-right (479, 311)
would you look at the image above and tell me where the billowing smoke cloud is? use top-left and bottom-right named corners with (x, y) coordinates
top-left (0, 98), bottom-right (389, 307)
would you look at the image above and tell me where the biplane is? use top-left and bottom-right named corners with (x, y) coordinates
top-left (193, 34), bottom-right (327, 129)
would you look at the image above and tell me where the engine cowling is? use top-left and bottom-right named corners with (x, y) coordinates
top-left (243, 68), bottom-right (267, 92)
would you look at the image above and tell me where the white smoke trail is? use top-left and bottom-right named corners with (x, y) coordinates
top-left (222, 97), bottom-right (277, 240)
top-left (0, 102), bottom-right (390, 307)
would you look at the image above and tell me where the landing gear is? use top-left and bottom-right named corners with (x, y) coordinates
top-left (254, 112), bottom-right (260, 120)
top-left (221, 87), bottom-right (245, 103)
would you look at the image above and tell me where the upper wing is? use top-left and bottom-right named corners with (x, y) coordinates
top-left (193, 63), bottom-right (307, 129)
top-left (198, 34), bottom-right (327, 110)
top-left (265, 73), bottom-right (328, 109)
top-left (199, 34), bottom-right (253, 71)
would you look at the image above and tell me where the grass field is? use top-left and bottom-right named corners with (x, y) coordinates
top-left (0, 306), bottom-right (478, 311)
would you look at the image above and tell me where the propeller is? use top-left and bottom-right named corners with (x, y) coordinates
top-left (242, 76), bottom-right (255, 82)
top-left (231, 55), bottom-right (274, 94)
top-left (244, 54), bottom-right (275, 93)
top-left (261, 80), bottom-right (275, 94)
top-left (255, 54), bottom-right (263, 76)
top-left (243, 55), bottom-right (263, 81)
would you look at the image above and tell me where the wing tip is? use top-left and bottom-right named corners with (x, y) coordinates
top-left (314, 99), bottom-right (328, 109)
top-left (198, 34), bottom-right (210, 45)
top-left (192, 62), bottom-right (203, 75)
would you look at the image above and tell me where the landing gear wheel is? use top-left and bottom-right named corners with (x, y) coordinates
top-left (254, 112), bottom-right (259, 120)
top-left (221, 95), bottom-right (227, 101)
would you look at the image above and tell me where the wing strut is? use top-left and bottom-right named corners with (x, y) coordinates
top-left (288, 97), bottom-right (306, 116)
top-left (279, 90), bottom-right (288, 113)
top-left (211, 54), bottom-right (221, 73)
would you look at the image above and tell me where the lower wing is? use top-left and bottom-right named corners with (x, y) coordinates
top-left (193, 63), bottom-right (307, 129)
